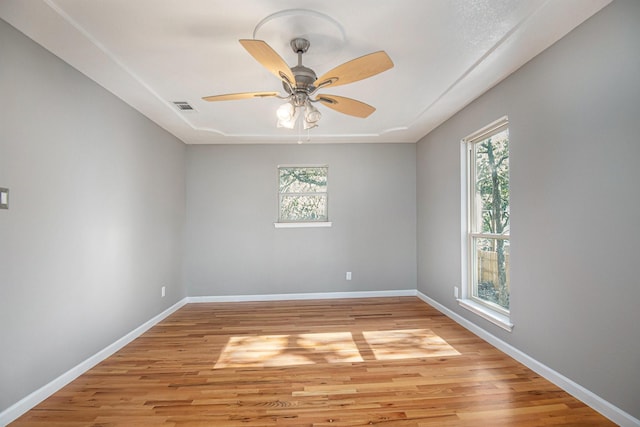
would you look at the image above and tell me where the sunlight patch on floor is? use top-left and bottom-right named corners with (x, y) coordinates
top-left (214, 332), bottom-right (362, 368)
top-left (363, 329), bottom-right (460, 360)
top-left (214, 329), bottom-right (459, 369)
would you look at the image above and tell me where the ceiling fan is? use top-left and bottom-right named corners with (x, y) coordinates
top-left (202, 37), bottom-right (394, 130)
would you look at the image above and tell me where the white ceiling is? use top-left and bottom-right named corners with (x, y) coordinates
top-left (0, 0), bottom-right (611, 144)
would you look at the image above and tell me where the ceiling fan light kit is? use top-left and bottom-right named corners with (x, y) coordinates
top-left (202, 31), bottom-right (393, 137)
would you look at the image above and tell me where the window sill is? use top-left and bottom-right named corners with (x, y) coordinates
top-left (274, 222), bottom-right (332, 228)
top-left (457, 298), bottom-right (513, 332)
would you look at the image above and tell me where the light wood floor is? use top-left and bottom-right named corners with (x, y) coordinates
top-left (12, 297), bottom-right (615, 426)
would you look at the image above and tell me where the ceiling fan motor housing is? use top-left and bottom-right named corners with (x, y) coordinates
top-left (283, 65), bottom-right (317, 94)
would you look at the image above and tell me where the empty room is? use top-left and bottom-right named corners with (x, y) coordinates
top-left (1, 1), bottom-right (638, 426)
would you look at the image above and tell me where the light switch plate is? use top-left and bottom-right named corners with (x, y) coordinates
top-left (0, 188), bottom-right (8, 209)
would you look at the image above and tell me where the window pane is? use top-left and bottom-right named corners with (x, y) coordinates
top-left (473, 129), bottom-right (509, 235)
top-left (279, 167), bottom-right (327, 193)
top-left (278, 166), bottom-right (328, 223)
top-left (280, 194), bottom-right (327, 222)
top-left (473, 237), bottom-right (510, 310)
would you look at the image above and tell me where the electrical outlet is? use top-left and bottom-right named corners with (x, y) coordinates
top-left (454, 286), bottom-right (459, 299)
top-left (346, 272), bottom-right (352, 280)
top-left (161, 286), bottom-right (166, 298)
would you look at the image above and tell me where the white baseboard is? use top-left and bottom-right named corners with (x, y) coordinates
top-left (416, 291), bottom-right (640, 427)
top-left (0, 290), bottom-right (414, 426)
top-left (0, 298), bottom-right (188, 427)
top-left (3, 291), bottom-right (637, 427)
top-left (187, 289), bottom-right (417, 303)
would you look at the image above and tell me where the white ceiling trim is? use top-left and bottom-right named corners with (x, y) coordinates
top-left (0, 0), bottom-right (612, 144)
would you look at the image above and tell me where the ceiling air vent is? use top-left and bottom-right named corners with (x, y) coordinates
top-left (172, 101), bottom-right (195, 112)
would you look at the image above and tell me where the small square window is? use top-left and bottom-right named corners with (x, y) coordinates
top-left (278, 166), bottom-right (328, 223)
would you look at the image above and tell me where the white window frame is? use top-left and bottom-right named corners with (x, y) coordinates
top-left (274, 165), bottom-right (332, 228)
top-left (459, 116), bottom-right (513, 331)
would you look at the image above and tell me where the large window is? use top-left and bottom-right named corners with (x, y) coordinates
top-left (464, 117), bottom-right (510, 320)
top-left (278, 166), bottom-right (328, 223)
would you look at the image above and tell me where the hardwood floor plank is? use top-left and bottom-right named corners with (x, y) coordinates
top-left (10, 297), bottom-right (615, 426)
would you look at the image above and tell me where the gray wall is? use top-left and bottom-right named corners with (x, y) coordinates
top-left (417, 0), bottom-right (640, 419)
top-left (185, 143), bottom-right (416, 297)
top-left (2, 0), bottom-right (638, 421)
top-left (0, 19), bottom-right (186, 411)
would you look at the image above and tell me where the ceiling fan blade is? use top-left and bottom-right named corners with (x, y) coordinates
top-left (314, 51), bottom-right (393, 89)
top-left (239, 39), bottom-right (296, 87)
top-left (316, 94), bottom-right (376, 118)
top-left (202, 91), bottom-right (279, 102)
